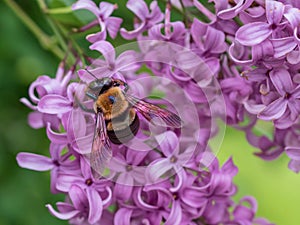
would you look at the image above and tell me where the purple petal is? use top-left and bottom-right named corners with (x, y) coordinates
top-left (68, 108), bottom-right (87, 141)
top-left (28, 75), bottom-right (51, 103)
top-left (233, 204), bottom-right (254, 221)
top-left (155, 131), bottom-right (179, 157)
top-left (284, 7), bottom-right (300, 29)
top-left (89, 41), bottom-right (115, 66)
top-left (46, 124), bottom-right (68, 145)
top-left (244, 100), bottom-right (265, 114)
top-left (16, 152), bottom-right (54, 171)
top-left (272, 37), bottom-right (297, 58)
top-left (56, 174), bottom-right (83, 192)
top-left (147, 159), bottom-right (173, 182)
top-left (274, 110), bottom-right (295, 129)
top-left (50, 169), bottom-right (59, 194)
top-left (80, 157), bottom-right (92, 179)
top-left (99, 2), bottom-right (115, 18)
top-left (102, 187), bottom-right (113, 207)
top-left (115, 50), bottom-right (141, 72)
top-left (252, 39), bottom-right (274, 60)
top-left (28, 111), bottom-right (44, 129)
top-left (258, 98), bottom-right (287, 120)
top-left (148, 1), bottom-right (164, 23)
top-left (126, 148), bottom-right (148, 165)
top-left (134, 187), bottom-right (159, 210)
top-left (20, 97), bottom-right (37, 110)
top-left (228, 42), bottom-right (253, 65)
top-left (294, 27), bottom-right (300, 46)
top-left (100, 210), bottom-right (114, 225)
top-left (221, 157), bottom-right (238, 177)
top-left (288, 159), bottom-right (300, 173)
top-left (236, 22), bottom-right (271, 46)
top-left (239, 5), bottom-right (265, 24)
top-left (106, 17), bottom-right (123, 39)
top-left (286, 147), bottom-right (300, 160)
top-left (114, 173), bottom-right (134, 200)
top-left (56, 202), bottom-right (75, 213)
top-left (164, 200), bottom-right (182, 225)
top-left (49, 143), bottom-right (64, 160)
top-left (38, 95), bottom-right (72, 114)
top-left (270, 68), bottom-right (293, 95)
top-left (69, 184), bottom-right (87, 210)
top-left (120, 22), bottom-right (146, 40)
top-left (87, 188), bottom-right (103, 224)
top-left (287, 50), bottom-right (300, 64)
top-left (46, 204), bottom-right (80, 220)
top-left (292, 85), bottom-right (300, 98)
top-left (167, 21), bottom-right (186, 41)
top-left (126, 0), bottom-right (149, 20)
top-left (266, 0), bottom-right (284, 25)
top-left (86, 30), bottom-right (107, 43)
top-left (191, 18), bottom-right (206, 49)
top-left (114, 208), bottom-right (132, 225)
top-left (73, 133), bottom-right (93, 154)
top-left (77, 69), bottom-right (94, 83)
top-left (72, 0), bottom-right (100, 16)
top-left (217, 0), bottom-right (254, 20)
top-left (182, 187), bottom-right (207, 208)
top-left (205, 26), bottom-right (227, 53)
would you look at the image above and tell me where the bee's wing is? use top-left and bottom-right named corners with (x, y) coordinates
top-left (124, 93), bottom-right (183, 128)
top-left (90, 111), bottom-right (112, 177)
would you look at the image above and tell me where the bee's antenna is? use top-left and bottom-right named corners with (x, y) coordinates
top-left (84, 68), bottom-right (99, 81)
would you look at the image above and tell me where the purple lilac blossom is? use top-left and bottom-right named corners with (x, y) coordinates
top-left (16, 0), bottom-right (281, 224)
top-left (223, 0), bottom-right (300, 170)
top-left (72, 0), bottom-right (122, 43)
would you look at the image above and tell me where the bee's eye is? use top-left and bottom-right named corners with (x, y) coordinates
top-left (109, 96), bottom-right (115, 104)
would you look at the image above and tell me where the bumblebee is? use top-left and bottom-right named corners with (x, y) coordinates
top-left (81, 72), bottom-right (182, 175)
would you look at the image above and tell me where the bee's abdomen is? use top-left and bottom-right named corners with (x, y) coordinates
top-left (107, 113), bottom-right (140, 145)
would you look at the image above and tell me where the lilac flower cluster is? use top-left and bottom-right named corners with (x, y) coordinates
top-left (17, 0), bottom-right (300, 224)
top-left (221, 0), bottom-right (300, 172)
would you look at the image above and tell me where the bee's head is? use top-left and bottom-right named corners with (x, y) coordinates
top-left (88, 77), bottom-right (113, 95)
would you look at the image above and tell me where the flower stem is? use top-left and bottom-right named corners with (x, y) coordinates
top-left (4, 0), bottom-right (65, 59)
top-left (193, 0), bottom-right (216, 22)
top-left (46, 6), bottom-right (73, 15)
top-left (37, 0), bottom-right (76, 65)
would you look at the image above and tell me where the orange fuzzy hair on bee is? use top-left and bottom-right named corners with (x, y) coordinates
top-left (95, 87), bottom-right (129, 120)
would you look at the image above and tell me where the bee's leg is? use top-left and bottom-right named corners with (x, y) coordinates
top-left (124, 83), bottom-right (129, 92)
top-left (86, 92), bottom-right (97, 100)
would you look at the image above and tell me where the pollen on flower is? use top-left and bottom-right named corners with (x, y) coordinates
top-left (169, 155), bottom-right (177, 163)
top-left (85, 178), bottom-right (93, 186)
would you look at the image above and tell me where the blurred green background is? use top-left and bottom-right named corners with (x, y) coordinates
top-left (1, 1), bottom-right (300, 225)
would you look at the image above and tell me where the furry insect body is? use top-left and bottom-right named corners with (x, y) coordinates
top-left (94, 86), bottom-right (139, 144)
top-left (83, 75), bottom-right (182, 176)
